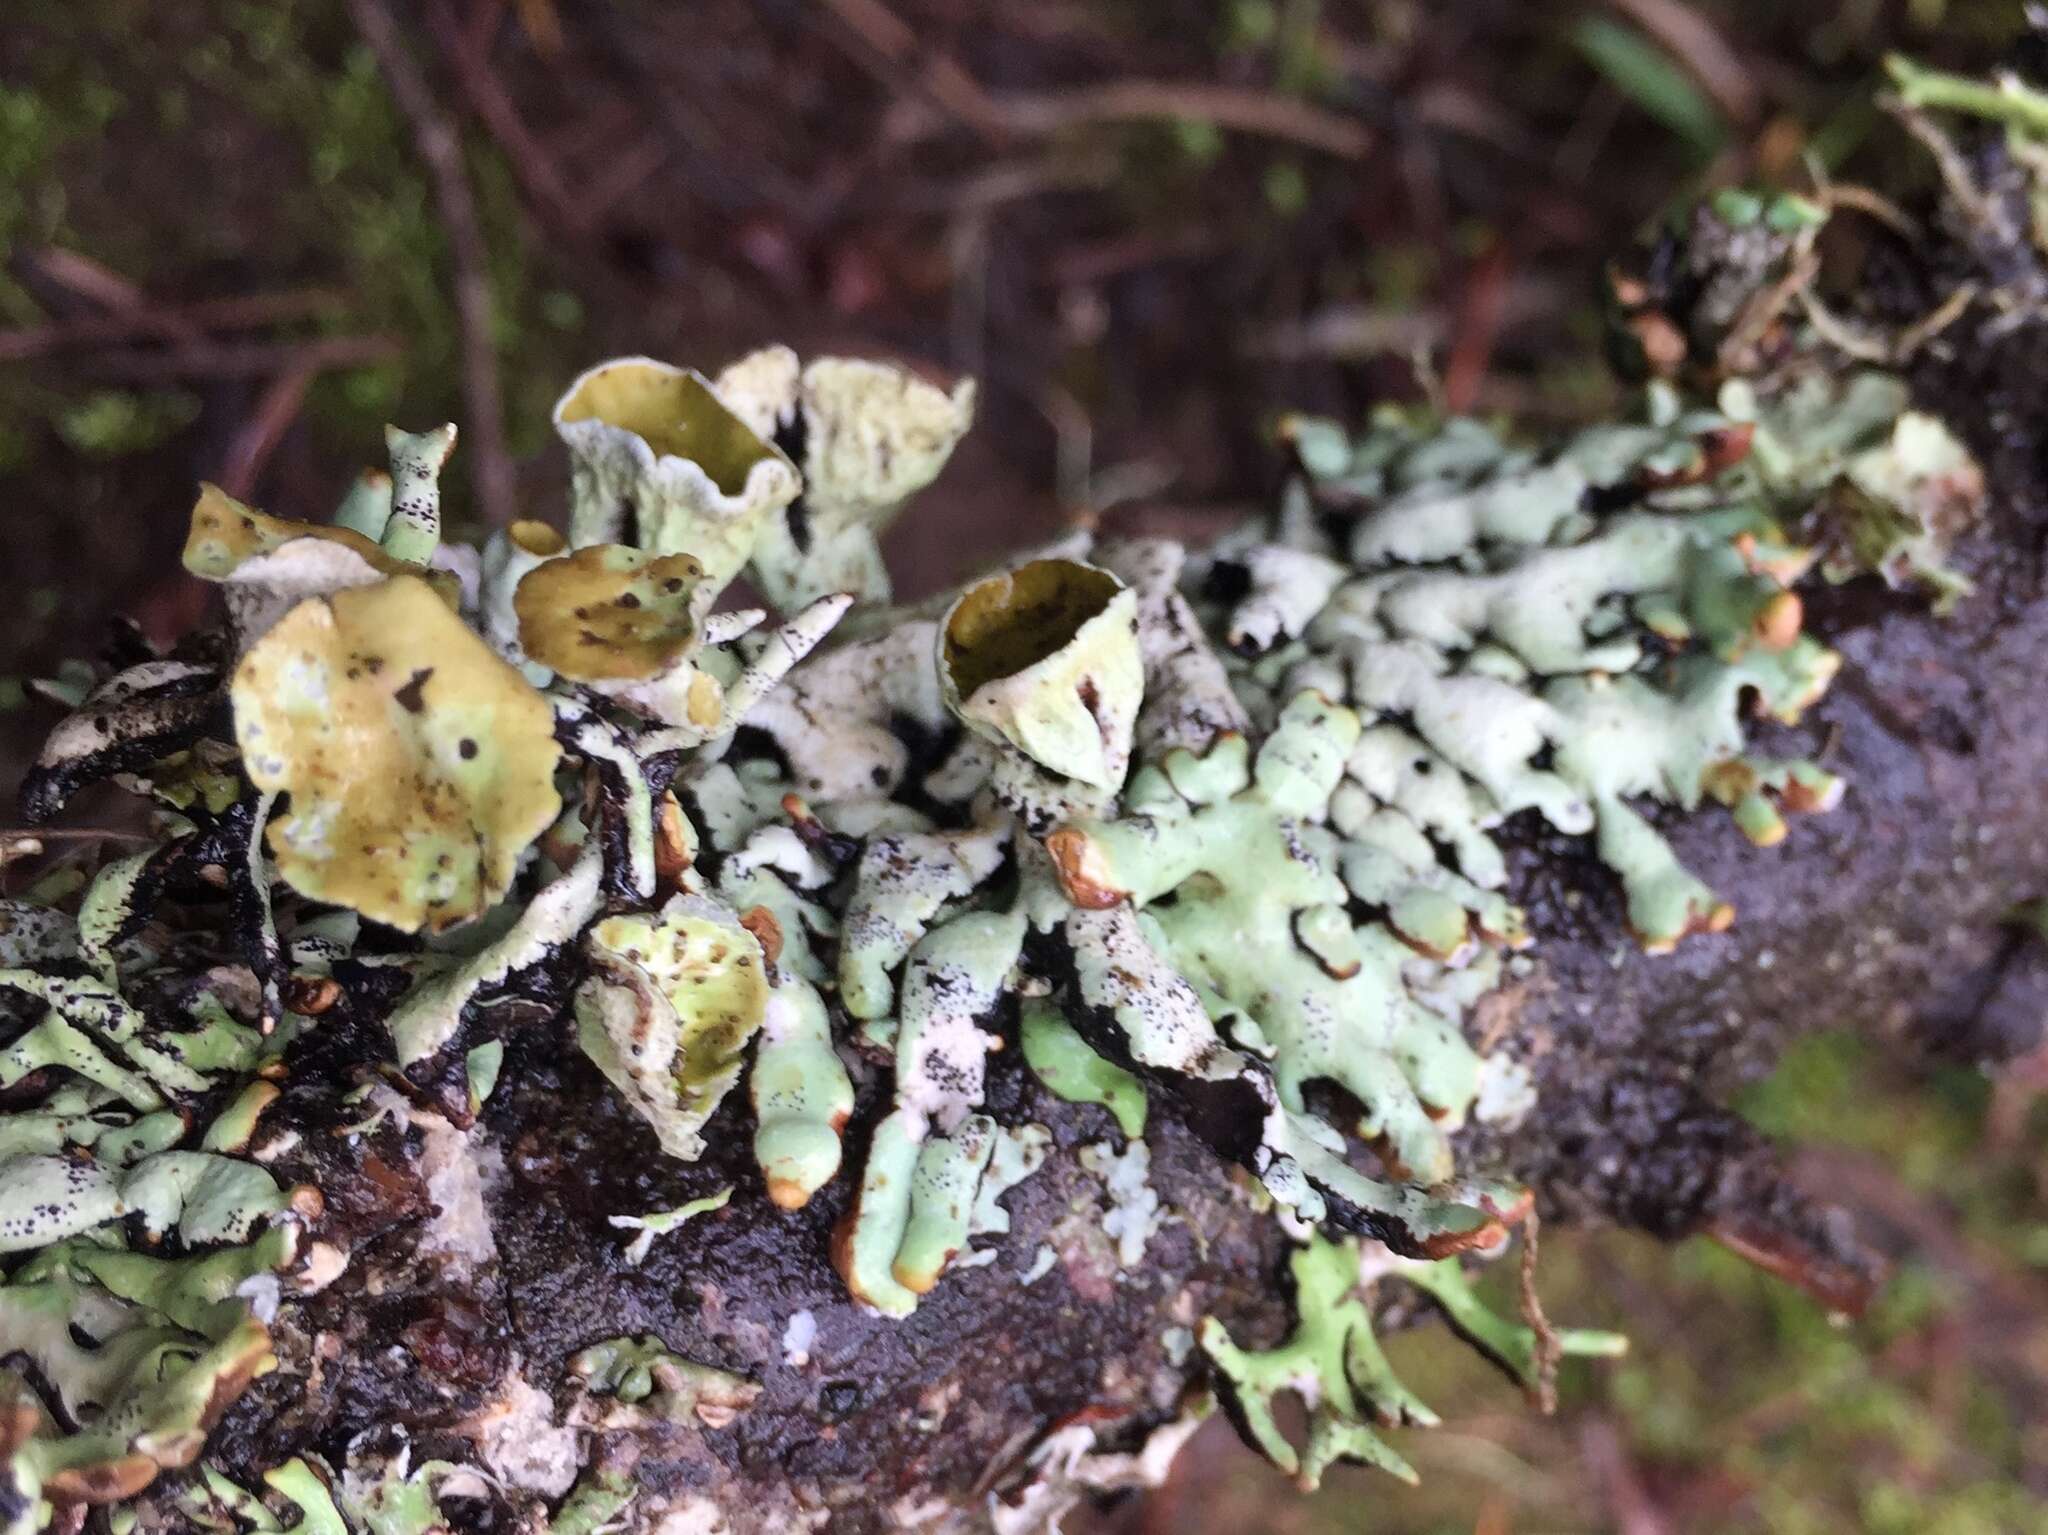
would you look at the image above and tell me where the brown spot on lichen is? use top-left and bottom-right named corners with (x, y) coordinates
top-left (281, 974), bottom-right (343, 1015)
top-left (392, 668), bottom-right (434, 714)
top-left (1752, 589), bottom-right (1803, 651)
top-left (739, 904), bottom-right (784, 967)
top-left (655, 791), bottom-right (693, 888)
top-left (1045, 825), bottom-right (1127, 910)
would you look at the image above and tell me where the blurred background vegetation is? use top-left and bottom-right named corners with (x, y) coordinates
top-left (3, 2), bottom-right (2044, 1530)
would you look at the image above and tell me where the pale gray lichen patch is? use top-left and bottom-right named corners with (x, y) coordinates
top-left (1219, 378), bottom-right (1908, 952)
top-left (1050, 692), bottom-right (1495, 1185)
top-left (750, 978), bottom-right (852, 1210)
top-left (609, 1186), bottom-right (735, 1267)
top-left (1201, 1234), bottom-right (1622, 1491)
top-left (569, 1335), bottom-right (761, 1430)
top-left (1076, 1140), bottom-right (1162, 1268)
top-left (714, 345), bottom-right (976, 613)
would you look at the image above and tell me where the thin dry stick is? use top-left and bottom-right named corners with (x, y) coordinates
top-left (0, 288), bottom-right (345, 363)
top-left (1517, 1208), bottom-right (1563, 1416)
top-left (1443, 242), bottom-right (1511, 414)
top-left (0, 828), bottom-right (155, 848)
top-left (1, 827), bottom-right (153, 877)
top-left (1887, 97), bottom-right (2003, 235)
top-left (1604, 0), bottom-right (1759, 127)
top-left (1894, 281), bottom-right (1979, 357)
top-left (1795, 289), bottom-right (1896, 365)
top-left (1718, 245), bottom-right (1821, 371)
top-left (568, 134), bottom-right (671, 229)
top-left (426, 0), bottom-right (592, 241)
top-left (77, 335), bottom-right (401, 383)
top-left (2, 829), bottom-right (155, 898)
top-left (512, 0), bottom-right (563, 57)
top-left (345, 0), bottom-right (517, 528)
top-left (1009, 80), bottom-right (1373, 157)
top-left (219, 365), bottom-right (318, 499)
top-left (1816, 180), bottom-right (1919, 240)
top-left (891, 79), bottom-right (1375, 159)
top-left (1577, 1417), bottom-right (1675, 1535)
top-left (21, 245), bottom-right (169, 315)
top-left (816, 0), bottom-right (1010, 141)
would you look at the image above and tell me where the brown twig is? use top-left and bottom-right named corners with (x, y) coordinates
top-left (345, 0), bottom-right (516, 528)
top-left (16, 246), bottom-right (169, 317)
top-left (881, 150), bottom-right (1121, 215)
top-left (1886, 97), bottom-right (2003, 234)
top-left (1719, 245), bottom-right (1821, 371)
top-left (1238, 304), bottom-right (1444, 361)
top-left (0, 289), bottom-right (346, 363)
top-left (1444, 241), bottom-right (1512, 415)
top-left (1517, 1209), bottom-right (1563, 1416)
top-left (1050, 227), bottom-right (1221, 287)
top-left (816, 0), bottom-right (1010, 142)
top-left (219, 365), bottom-right (318, 500)
top-left (568, 134), bottom-right (672, 230)
top-left (1704, 1204), bottom-right (1883, 1320)
top-left (0, 828), bottom-right (156, 847)
top-left (576, 5), bottom-right (812, 219)
top-left (511, 0), bottom-right (563, 58)
top-left (425, 0), bottom-right (592, 241)
top-left (1, 828), bottom-right (155, 893)
top-left (75, 335), bottom-right (402, 382)
top-left (1578, 1418), bottom-right (1675, 1535)
top-left (1816, 181), bottom-right (1920, 240)
top-left (1793, 288), bottom-right (1896, 365)
top-left (1239, 274), bottom-right (1561, 363)
top-left (1893, 281), bottom-right (1980, 358)
top-left (547, 99), bottom-right (641, 171)
top-left (889, 78), bottom-right (1374, 160)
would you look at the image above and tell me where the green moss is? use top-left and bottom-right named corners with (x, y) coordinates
top-left (53, 391), bottom-right (201, 459)
top-left (0, 0), bottom-right (586, 519)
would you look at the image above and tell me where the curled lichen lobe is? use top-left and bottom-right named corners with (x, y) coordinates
top-left (231, 575), bottom-right (561, 932)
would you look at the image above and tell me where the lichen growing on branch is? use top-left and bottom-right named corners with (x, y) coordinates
top-left (0, 184), bottom-right (1988, 1531)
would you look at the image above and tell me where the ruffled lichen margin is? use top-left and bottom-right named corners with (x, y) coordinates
top-left (0, 181), bottom-right (1988, 1532)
